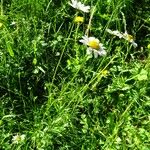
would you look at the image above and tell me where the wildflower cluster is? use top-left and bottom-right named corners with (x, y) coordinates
top-left (69, 0), bottom-right (138, 58)
top-left (69, 0), bottom-right (107, 58)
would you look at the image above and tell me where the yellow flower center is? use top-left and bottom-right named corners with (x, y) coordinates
top-left (74, 16), bottom-right (84, 23)
top-left (88, 40), bottom-right (100, 50)
top-left (16, 136), bottom-right (21, 141)
top-left (127, 34), bottom-right (133, 42)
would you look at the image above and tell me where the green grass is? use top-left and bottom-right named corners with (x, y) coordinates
top-left (0, 0), bottom-right (150, 149)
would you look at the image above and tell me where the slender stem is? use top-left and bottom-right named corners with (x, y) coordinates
top-left (1, 0), bottom-right (3, 15)
top-left (85, 6), bottom-right (96, 36)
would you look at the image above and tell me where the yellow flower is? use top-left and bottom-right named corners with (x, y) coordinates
top-left (101, 70), bottom-right (108, 77)
top-left (126, 34), bottom-right (133, 42)
top-left (74, 16), bottom-right (84, 23)
top-left (123, 33), bottom-right (134, 42)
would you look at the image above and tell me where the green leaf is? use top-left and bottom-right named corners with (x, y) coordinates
top-left (137, 69), bottom-right (148, 81)
top-left (7, 43), bottom-right (14, 57)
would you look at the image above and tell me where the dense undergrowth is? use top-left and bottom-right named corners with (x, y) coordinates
top-left (0, 0), bottom-right (150, 149)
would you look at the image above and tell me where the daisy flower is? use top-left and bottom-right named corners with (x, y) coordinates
top-left (122, 32), bottom-right (138, 48)
top-left (12, 134), bottom-right (26, 144)
top-left (69, 0), bottom-right (90, 13)
top-left (79, 35), bottom-right (107, 58)
top-left (106, 29), bottom-right (138, 48)
top-left (106, 29), bottom-right (123, 39)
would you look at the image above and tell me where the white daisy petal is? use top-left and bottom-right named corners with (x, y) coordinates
top-left (87, 47), bottom-right (93, 55)
top-left (131, 41), bottom-right (138, 48)
top-left (93, 51), bottom-right (99, 58)
top-left (86, 47), bottom-right (93, 58)
top-left (79, 39), bottom-right (87, 45)
top-left (69, 0), bottom-right (90, 13)
top-left (79, 35), bottom-right (89, 45)
top-left (107, 29), bottom-right (138, 48)
top-left (106, 29), bottom-right (123, 38)
top-left (98, 50), bottom-right (107, 56)
top-left (88, 37), bottom-right (99, 42)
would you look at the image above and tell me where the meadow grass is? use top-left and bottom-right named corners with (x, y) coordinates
top-left (0, 0), bottom-right (150, 149)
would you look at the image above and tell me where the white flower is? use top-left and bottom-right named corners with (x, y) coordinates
top-left (122, 32), bottom-right (138, 48)
top-left (106, 29), bottom-right (138, 48)
top-left (106, 29), bottom-right (123, 38)
top-left (69, 0), bottom-right (90, 13)
top-left (10, 21), bottom-right (16, 26)
top-left (56, 52), bottom-right (60, 56)
top-left (12, 134), bottom-right (25, 144)
top-left (79, 35), bottom-right (106, 58)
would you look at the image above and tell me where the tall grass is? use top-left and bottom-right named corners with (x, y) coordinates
top-left (0, 0), bottom-right (150, 149)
